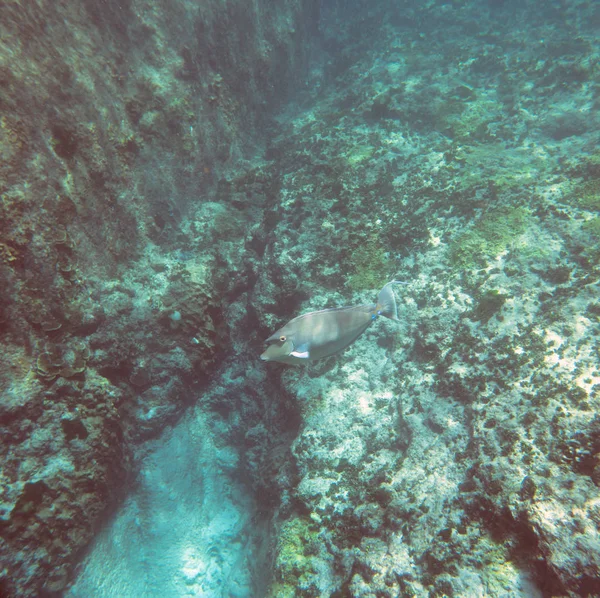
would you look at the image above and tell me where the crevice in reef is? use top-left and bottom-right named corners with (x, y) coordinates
top-left (67, 356), bottom-right (303, 596)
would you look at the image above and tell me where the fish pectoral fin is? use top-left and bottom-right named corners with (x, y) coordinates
top-left (290, 343), bottom-right (310, 359)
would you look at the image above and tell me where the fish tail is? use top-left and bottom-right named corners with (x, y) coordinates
top-left (376, 281), bottom-right (405, 320)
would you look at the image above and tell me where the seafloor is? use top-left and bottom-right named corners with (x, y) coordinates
top-left (1, 0), bottom-right (599, 597)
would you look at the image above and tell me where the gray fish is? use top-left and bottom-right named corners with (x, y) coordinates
top-left (260, 282), bottom-right (403, 365)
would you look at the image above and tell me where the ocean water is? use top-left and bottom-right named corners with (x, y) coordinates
top-left (2, 0), bottom-right (600, 596)
top-left (67, 403), bottom-right (258, 598)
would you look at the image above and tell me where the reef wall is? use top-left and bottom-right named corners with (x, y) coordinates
top-left (0, 0), bottom-right (317, 595)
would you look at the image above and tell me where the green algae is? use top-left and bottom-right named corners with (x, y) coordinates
top-left (582, 216), bottom-right (600, 236)
top-left (348, 234), bottom-right (390, 291)
top-left (437, 98), bottom-right (499, 143)
top-left (577, 179), bottom-right (600, 211)
top-left (581, 216), bottom-right (600, 265)
top-left (449, 206), bottom-right (530, 269)
top-left (268, 517), bottom-right (320, 597)
top-left (453, 144), bottom-right (545, 193)
top-left (583, 152), bottom-right (600, 176)
top-left (345, 144), bottom-right (375, 166)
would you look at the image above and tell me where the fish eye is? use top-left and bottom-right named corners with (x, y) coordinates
top-left (279, 335), bottom-right (286, 342)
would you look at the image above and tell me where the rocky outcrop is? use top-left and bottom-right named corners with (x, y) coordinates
top-left (0, 0), bottom-right (316, 595)
top-left (249, 2), bottom-right (600, 595)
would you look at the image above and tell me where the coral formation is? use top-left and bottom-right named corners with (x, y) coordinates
top-left (2, 0), bottom-right (600, 596)
top-left (0, 0), bottom-right (315, 594)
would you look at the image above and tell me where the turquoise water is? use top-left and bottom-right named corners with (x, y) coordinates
top-left (2, 0), bottom-right (600, 596)
top-left (67, 404), bottom-right (258, 598)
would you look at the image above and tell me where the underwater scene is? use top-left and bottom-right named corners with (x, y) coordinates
top-left (1, 0), bottom-right (599, 596)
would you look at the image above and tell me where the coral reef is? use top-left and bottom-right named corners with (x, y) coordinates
top-left (2, 0), bottom-right (600, 596)
top-left (0, 0), bottom-right (315, 595)
top-left (248, 2), bottom-right (600, 596)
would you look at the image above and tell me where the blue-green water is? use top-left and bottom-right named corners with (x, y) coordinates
top-left (67, 405), bottom-right (257, 597)
top-left (1, 0), bottom-right (600, 596)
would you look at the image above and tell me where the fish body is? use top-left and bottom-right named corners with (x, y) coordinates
top-left (260, 282), bottom-right (402, 365)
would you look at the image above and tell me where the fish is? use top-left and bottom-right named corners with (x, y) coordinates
top-left (260, 282), bottom-right (404, 365)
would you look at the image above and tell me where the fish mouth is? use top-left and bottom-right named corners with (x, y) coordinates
top-left (260, 352), bottom-right (269, 361)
